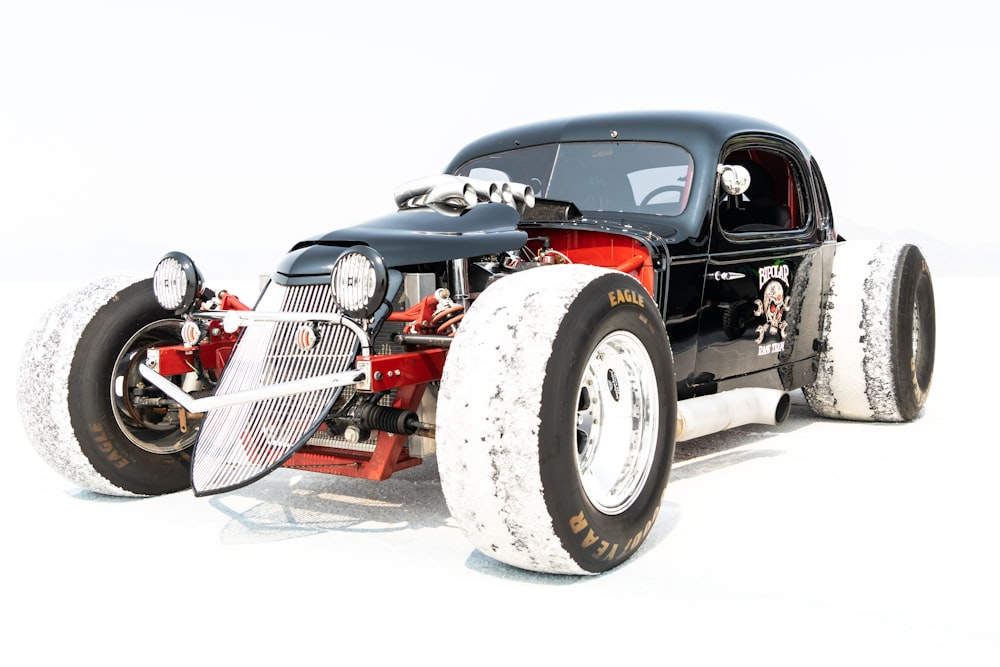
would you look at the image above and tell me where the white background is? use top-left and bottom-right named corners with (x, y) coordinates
top-left (2, 2), bottom-right (998, 665)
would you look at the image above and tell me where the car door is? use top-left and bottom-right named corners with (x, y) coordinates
top-left (694, 136), bottom-right (825, 389)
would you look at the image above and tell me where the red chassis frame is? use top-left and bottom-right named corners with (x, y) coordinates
top-left (153, 325), bottom-right (448, 482)
top-left (283, 349), bottom-right (445, 480)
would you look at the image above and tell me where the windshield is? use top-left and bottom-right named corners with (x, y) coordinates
top-left (454, 141), bottom-right (694, 216)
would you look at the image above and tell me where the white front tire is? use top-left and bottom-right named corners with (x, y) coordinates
top-left (437, 265), bottom-right (676, 574)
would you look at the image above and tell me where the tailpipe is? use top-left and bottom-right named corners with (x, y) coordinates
top-left (675, 388), bottom-right (790, 442)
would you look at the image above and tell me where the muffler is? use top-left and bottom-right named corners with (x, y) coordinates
top-left (675, 388), bottom-right (790, 442)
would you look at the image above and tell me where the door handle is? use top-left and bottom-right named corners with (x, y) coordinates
top-left (707, 271), bottom-right (746, 281)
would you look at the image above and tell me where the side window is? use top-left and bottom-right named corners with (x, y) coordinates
top-left (718, 145), bottom-right (810, 235)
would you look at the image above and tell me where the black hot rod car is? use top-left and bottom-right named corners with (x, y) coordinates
top-left (18, 112), bottom-right (935, 575)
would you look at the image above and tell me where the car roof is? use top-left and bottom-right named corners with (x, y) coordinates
top-left (443, 111), bottom-right (813, 242)
top-left (443, 111), bottom-right (811, 173)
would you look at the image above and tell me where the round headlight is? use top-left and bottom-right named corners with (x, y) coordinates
top-left (153, 251), bottom-right (202, 313)
top-left (330, 246), bottom-right (388, 319)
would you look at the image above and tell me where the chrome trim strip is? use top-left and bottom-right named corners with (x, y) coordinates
top-left (138, 363), bottom-right (364, 413)
top-left (217, 310), bottom-right (371, 356)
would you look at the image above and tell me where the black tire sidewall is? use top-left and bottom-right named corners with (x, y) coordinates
top-left (890, 246), bottom-right (935, 421)
top-left (536, 274), bottom-right (676, 573)
top-left (68, 278), bottom-right (193, 495)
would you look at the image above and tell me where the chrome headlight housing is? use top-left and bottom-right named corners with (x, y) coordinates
top-left (153, 251), bottom-right (203, 313)
top-left (718, 163), bottom-right (751, 197)
top-left (330, 245), bottom-right (388, 319)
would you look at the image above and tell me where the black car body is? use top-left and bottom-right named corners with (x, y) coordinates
top-left (295, 111), bottom-right (835, 396)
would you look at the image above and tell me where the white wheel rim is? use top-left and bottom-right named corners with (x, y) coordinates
top-left (575, 331), bottom-right (659, 515)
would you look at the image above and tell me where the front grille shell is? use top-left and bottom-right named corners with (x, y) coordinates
top-left (191, 282), bottom-right (360, 495)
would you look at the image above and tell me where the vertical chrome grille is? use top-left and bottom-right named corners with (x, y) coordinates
top-left (192, 282), bottom-right (358, 495)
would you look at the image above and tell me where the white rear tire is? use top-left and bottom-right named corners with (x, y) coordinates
top-left (804, 242), bottom-right (935, 422)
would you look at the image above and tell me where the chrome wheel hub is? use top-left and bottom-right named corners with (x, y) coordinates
top-left (575, 331), bottom-right (659, 515)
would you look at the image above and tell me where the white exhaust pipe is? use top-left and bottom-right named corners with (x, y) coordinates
top-left (504, 181), bottom-right (536, 211)
top-left (423, 180), bottom-right (478, 216)
top-left (394, 175), bottom-right (452, 208)
top-left (459, 177), bottom-right (503, 203)
top-left (676, 388), bottom-right (790, 442)
top-left (394, 174), bottom-right (535, 214)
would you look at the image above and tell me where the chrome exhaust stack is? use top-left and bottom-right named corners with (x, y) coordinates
top-left (423, 179), bottom-right (478, 216)
top-left (394, 175), bottom-right (452, 208)
top-left (394, 174), bottom-right (534, 215)
top-left (461, 177), bottom-right (504, 203)
top-left (676, 388), bottom-right (791, 442)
